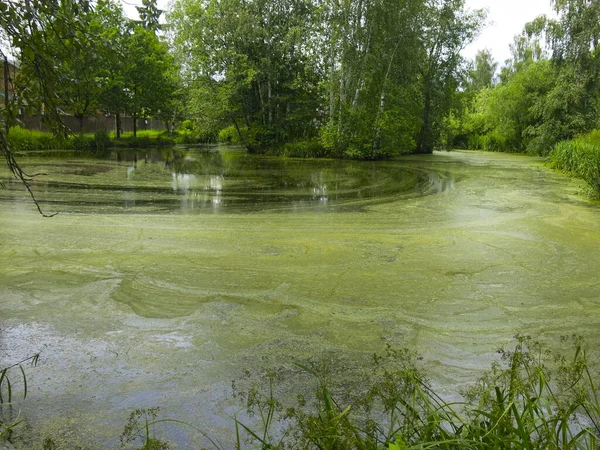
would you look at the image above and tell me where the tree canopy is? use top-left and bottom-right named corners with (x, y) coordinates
top-left (454, 0), bottom-right (600, 155)
top-left (4, 0), bottom-right (600, 162)
top-left (170, 0), bottom-right (485, 158)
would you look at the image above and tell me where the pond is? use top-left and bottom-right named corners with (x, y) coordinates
top-left (1, 146), bottom-right (599, 447)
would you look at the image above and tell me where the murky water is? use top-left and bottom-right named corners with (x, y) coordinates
top-left (1, 147), bottom-right (599, 447)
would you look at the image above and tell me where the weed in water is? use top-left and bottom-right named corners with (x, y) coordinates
top-left (4, 337), bottom-right (600, 449)
top-left (0, 353), bottom-right (39, 444)
top-left (120, 407), bottom-right (170, 450)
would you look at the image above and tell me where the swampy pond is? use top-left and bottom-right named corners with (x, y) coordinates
top-left (1, 146), bottom-right (599, 447)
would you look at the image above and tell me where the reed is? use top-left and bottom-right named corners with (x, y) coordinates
top-left (4, 337), bottom-right (600, 449)
top-left (551, 134), bottom-right (600, 197)
top-left (0, 353), bottom-right (39, 442)
top-left (227, 336), bottom-right (600, 450)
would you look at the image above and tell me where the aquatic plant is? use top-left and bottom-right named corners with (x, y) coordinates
top-left (6, 337), bottom-right (600, 449)
top-left (0, 353), bottom-right (39, 442)
top-left (120, 408), bottom-right (170, 450)
top-left (229, 336), bottom-right (600, 449)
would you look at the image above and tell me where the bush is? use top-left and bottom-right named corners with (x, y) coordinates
top-left (467, 133), bottom-right (484, 150)
top-left (93, 130), bottom-right (111, 151)
top-left (180, 120), bottom-right (195, 132)
top-left (218, 125), bottom-right (239, 144)
top-left (481, 130), bottom-right (509, 152)
top-left (283, 139), bottom-right (329, 158)
top-left (551, 135), bottom-right (600, 197)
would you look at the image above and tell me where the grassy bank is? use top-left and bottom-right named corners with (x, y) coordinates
top-left (6, 127), bottom-right (205, 153)
top-left (550, 131), bottom-right (600, 198)
top-left (218, 125), bottom-right (332, 158)
top-left (3, 336), bottom-right (599, 449)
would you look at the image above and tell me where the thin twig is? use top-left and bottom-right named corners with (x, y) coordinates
top-left (0, 127), bottom-right (57, 217)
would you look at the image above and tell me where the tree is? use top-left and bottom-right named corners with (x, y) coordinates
top-left (172, 0), bottom-right (484, 158)
top-left (16, 4), bottom-right (105, 134)
top-left (526, 0), bottom-right (600, 152)
top-left (319, 0), bottom-right (426, 158)
top-left (468, 49), bottom-right (498, 91)
top-left (128, 26), bottom-right (178, 137)
top-left (0, 0), bottom-right (91, 215)
top-left (415, 0), bottom-right (485, 154)
top-left (170, 0), bottom-right (319, 151)
top-left (136, 0), bottom-right (163, 32)
top-left (94, 0), bottom-right (131, 139)
top-left (91, 0), bottom-right (179, 138)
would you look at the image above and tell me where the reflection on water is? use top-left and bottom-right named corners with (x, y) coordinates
top-left (0, 146), bottom-right (455, 214)
top-left (170, 173), bottom-right (225, 211)
top-left (171, 173), bottom-right (197, 193)
top-left (428, 171), bottom-right (455, 193)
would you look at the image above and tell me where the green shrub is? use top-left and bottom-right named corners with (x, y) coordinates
top-left (111, 130), bottom-right (180, 148)
top-left (72, 135), bottom-right (93, 151)
top-left (172, 131), bottom-right (195, 145)
top-left (218, 125), bottom-right (239, 144)
top-left (482, 130), bottom-right (509, 152)
top-left (180, 120), bottom-right (195, 132)
top-left (93, 130), bottom-right (111, 151)
top-left (580, 129), bottom-right (600, 146)
top-left (551, 133), bottom-right (600, 197)
top-left (467, 133), bottom-right (484, 150)
top-left (283, 139), bottom-right (329, 158)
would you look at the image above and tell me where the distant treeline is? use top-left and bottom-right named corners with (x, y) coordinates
top-left (3, 0), bottom-right (600, 164)
top-left (452, 1), bottom-right (600, 158)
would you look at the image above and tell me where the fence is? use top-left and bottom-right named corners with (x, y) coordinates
top-left (18, 115), bottom-right (168, 134)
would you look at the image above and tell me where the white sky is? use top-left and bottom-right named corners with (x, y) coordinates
top-left (463, 0), bottom-right (556, 64)
top-left (120, 0), bottom-right (557, 67)
top-left (120, 0), bottom-right (170, 21)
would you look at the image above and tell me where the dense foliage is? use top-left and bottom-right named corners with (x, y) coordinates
top-left (169, 0), bottom-right (485, 159)
top-left (551, 130), bottom-right (600, 197)
top-left (0, 0), bottom-right (181, 138)
top-left (456, 0), bottom-right (600, 157)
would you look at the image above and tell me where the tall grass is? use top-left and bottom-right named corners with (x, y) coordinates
top-left (551, 132), bottom-right (600, 197)
top-left (226, 336), bottom-right (600, 450)
top-left (4, 337), bottom-right (600, 449)
top-left (7, 127), bottom-right (64, 151)
top-left (7, 127), bottom-right (114, 152)
top-left (1, 354), bottom-right (39, 442)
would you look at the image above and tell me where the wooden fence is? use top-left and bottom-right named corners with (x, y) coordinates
top-left (18, 115), bottom-right (168, 134)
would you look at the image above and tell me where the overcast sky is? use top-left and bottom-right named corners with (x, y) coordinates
top-left (463, 0), bottom-right (556, 64)
top-left (120, 0), bottom-right (556, 67)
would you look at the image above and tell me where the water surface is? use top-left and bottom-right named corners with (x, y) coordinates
top-left (1, 147), bottom-right (599, 447)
